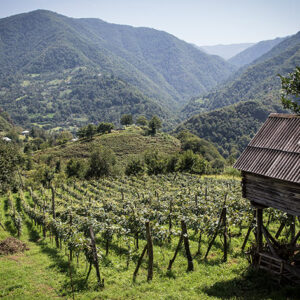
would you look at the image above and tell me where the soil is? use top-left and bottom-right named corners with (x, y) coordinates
top-left (0, 237), bottom-right (29, 255)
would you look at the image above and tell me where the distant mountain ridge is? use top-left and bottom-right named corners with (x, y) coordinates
top-left (182, 30), bottom-right (300, 117)
top-left (229, 36), bottom-right (287, 67)
top-left (199, 43), bottom-right (254, 60)
top-left (0, 9), bottom-right (236, 113)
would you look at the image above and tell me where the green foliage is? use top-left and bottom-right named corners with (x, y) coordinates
top-left (125, 158), bottom-right (145, 176)
top-left (0, 10), bottom-right (235, 117)
top-left (0, 109), bottom-right (13, 132)
top-left (66, 158), bottom-right (85, 178)
top-left (86, 147), bottom-right (116, 178)
top-left (56, 131), bottom-right (73, 145)
top-left (278, 66), bottom-right (300, 114)
top-left (229, 37), bottom-right (286, 67)
top-left (177, 150), bottom-right (208, 174)
top-left (120, 114), bottom-right (133, 126)
top-left (177, 130), bottom-right (224, 162)
top-left (136, 115), bottom-right (148, 126)
top-left (97, 122), bottom-right (114, 134)
top-left (0, 140), bottom-right (20, 192)
top-left (182, 31), bottom-right (300, 119)
top-left (177, 100), bottom-right (285, 157)
top-left (144, 151), bottom-right (166, 175)
top-left (77, 124), bottom-right (97, 139)
top-left (148, 115), bottom-right (162, 136)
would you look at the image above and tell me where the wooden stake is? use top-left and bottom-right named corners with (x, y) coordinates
top-left (256, 208), bottom-right (263, 253)
top-left (145, 222), bottom-right (153, 281)
top-left (181, 220), bottom-right (194, 271)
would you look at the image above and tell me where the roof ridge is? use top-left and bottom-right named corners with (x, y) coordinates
top-left (269, 113), bottom-right (300, 118)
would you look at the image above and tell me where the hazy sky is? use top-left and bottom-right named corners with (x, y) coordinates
top-left (0, 0), bottom-right (299, 45)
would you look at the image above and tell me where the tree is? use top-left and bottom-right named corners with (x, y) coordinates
top-left (85, 124), bottom-right (97, 139)
top-left (77, 124), bottom-right (96, 139)
top-left (121, 114), bottom-right (133, 126)
top-left (66, 159), bottom-right (85, 178)
top-left (125, 158), bottom-right (145, 176)
top-left (0, 140), bottom-right (20, 192)
top-left (97, 122), bottom-right (114, 134)
top-left (136, 115), bottom-right (148, 126)
top-left (278, 66), bottom-right (300, 114)
top-left (148, 116), bottom-right (162, 135)
top-left (86, 147), bottom-right (116, 178)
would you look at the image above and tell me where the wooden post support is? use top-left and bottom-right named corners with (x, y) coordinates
top-left (181, 220), bottom-right (194, 272)
top-left (89, 226), bottom-right (103, 288)
top-left (256, 208), bottom-right (263, 252)
top-left (145, 222), bottom-right (153, 281)
top-left (223, 207), bottom-right (228, 262)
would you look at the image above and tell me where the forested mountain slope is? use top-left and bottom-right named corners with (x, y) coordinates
top-left (0, 68), bottom-right (173, 131)
top-left (228, 37), bottom-right (286, 67)
top-left (0, 9), bottom-right (236, 117)
top-left (177, 99), bottom-right (285, 157)
top-left (182, 31), bottom-right (300, 118)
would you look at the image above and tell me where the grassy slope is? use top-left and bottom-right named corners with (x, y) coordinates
top-left (34, 126), bottom-right (181, 168)
top-left (1, 182), bottom-right (300, 299)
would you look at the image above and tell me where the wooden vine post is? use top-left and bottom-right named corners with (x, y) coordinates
top-left (145, 221), bottom-right (153, 281)
top-left (89, 226), bottom-right (104, 288)
top-left (50, 184), bottom-right (59, 248)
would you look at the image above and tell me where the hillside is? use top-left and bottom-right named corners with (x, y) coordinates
top-left (0, 68), bottom-right (173, 131)
top-left (199, 43), bottom-right (254, 60)
top-left (0, 9), bottom-right (236, 127)
top-left (34, 126), bottom-right (181, 168)
top-left (0, 109), bottom-right (13, 132)
top-left (177, 99), bottom-right (285, 157)
top-left (182, 31), bottom-right (300, 118)
top-left (228, 37), bottom-right (286, 67)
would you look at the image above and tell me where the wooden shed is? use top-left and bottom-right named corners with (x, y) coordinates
top-left (234, 113), bottom-right (300, 283)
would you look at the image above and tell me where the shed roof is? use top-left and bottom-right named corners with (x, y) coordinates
top-left (234, 113), bottom-right (300, 184)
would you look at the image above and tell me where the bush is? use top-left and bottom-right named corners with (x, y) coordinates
top-left (66, 159), bottom-right (85, 178)
top-left (125, 158), bottom-right (145, 176)
top-left (86, 147), bottom-right (116, 178)
top-left (177, 150), bottom-right (208, 174)
top-left (144, 151), bottom-right (166, 175)
top-left (97, 122), bottom-right (114, 134)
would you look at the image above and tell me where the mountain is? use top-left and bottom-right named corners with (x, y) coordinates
top-left (182, 31), bottom-right (300, 117)
top-left (229, 37), bottom-right (287, 67)
top-left (199, 43), bottom-right (254, 60)
top-left (176, 99), bottom-right (285, 157)
top-left (0, 9), bottom-right (236, 124)
top-left (0, 68), bottom-right (174, 131)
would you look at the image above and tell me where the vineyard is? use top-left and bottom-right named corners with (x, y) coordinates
top-left (1, 174), bottom-right (298, 299)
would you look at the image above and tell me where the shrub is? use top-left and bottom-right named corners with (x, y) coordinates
top-left (125, 158), bottom-right (145, 176)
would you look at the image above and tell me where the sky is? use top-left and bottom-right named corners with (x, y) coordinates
top-left (0, 0), bottom-right (299, 45)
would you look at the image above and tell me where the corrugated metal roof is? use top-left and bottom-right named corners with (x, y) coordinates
top-left (234, 114), bottom-right (300, 183)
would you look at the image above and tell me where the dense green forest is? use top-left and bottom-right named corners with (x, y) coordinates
top-left (182, 31), bottom-right (300, 118)
top-left (0, 68), bottom-right (174, 131)
top-left (0, 9), bottom-right (235, 114)
top-left (0, 109), bottom-right (13, 132)
top-left (177, 99), bottom-right (286, 157)
top-left (228, 36), bottom-right (286, 67)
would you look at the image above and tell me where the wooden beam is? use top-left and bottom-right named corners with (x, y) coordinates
top-left (256, 208), bottom-right (263, 252)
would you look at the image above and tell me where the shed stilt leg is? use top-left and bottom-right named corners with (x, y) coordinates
top-left (256, 208), bottom-right (263, 253)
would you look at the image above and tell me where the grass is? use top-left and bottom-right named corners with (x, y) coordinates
top-left (34, 126), bottom-right (181, 168)
top-left (1, 192), bottom-right (300, 299)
